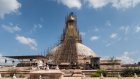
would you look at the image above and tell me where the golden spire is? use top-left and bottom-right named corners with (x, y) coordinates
top-left (61, 12), bottom-right (82, 43)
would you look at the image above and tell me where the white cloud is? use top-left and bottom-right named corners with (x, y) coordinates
top-left (34, 24), bottom-right (42, 29)
top-left (105, 42), bottom-right (112, 47)
top-left (80, 32), bottom-right (86, 37)
top-left (87, 0), bottom-right (110, 9)
top-left (112, 0), bottom-right (140, 9)
top-left (106, 39), bottom-right (121, 47)
top-left (87, 0), bottom-right (140, 10)
top-left (90, 36), bottom-right (99, 41)
top-left (110, 33), bottom-right (118, 39)
top-left (30, 24), bottom-right (42, 33)
top-left (94, 28), bottom-right (99, 32)
top-left (101, 51), bottom-right (136, 64)
top-left (0, 0), bottom-right (21, 18)
top-left (135, 26), bottom-right (140, 33)
top-left (117, 51), bottom-right (135, 64)
top-left (120, 26), bottom-right (129, 34)
top-left (1, 23), bottom-right (21, 33)
top-left (106, 21), bottom-right (111, 26)
top-left (119, 25), bottom-right (140, 35)
top-left (57, 0), bottom-right (82, 9)
top-left (16, 35), bottom-right (37, 50)
top-left (56, 0), bottom-right (140, 10)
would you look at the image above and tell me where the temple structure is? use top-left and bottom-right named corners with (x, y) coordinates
top-left (47, 13), bottom-right (98, 69)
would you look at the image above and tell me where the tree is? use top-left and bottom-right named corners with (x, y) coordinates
top-left (91, 69), bottom-right (108, 77)
top-left (121, 68), bottom-right (140, 77)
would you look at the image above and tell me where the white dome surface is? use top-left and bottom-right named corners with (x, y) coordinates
top-left (49, 43), bottom-right (96, 57)
top-left (76, 43), bottom-right (96, 57)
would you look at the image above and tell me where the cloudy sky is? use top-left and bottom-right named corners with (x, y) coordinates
top-left (0, 0), bottom-right (140, 64)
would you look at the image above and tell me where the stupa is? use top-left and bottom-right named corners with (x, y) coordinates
top-left (47, 12), bottom-right (97, 68)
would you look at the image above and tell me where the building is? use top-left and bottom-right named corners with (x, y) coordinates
top-left (100, 59), bottom-right (122, 70)
top-left (4, 55), bottom-right (46, 67)
top-left (46, 12), bottom-right (99, 69)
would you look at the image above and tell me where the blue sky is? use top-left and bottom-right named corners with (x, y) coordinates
top-left (0, 0), bottom-right (140, 64)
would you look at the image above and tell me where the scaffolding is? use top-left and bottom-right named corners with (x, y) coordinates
top-left (48, 12), bottom-right (81, 68)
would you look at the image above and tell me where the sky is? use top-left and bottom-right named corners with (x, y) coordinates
top-left (0, 0), bottom-right (140, 64)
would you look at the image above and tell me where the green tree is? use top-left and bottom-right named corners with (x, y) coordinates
top-left (121, 68), bottom-right (140, 77)
top-left (91, 69), bottom-right (108, 77)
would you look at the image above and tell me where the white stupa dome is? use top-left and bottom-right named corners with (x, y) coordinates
top-left (49, 43), bottom-right (96, 57)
